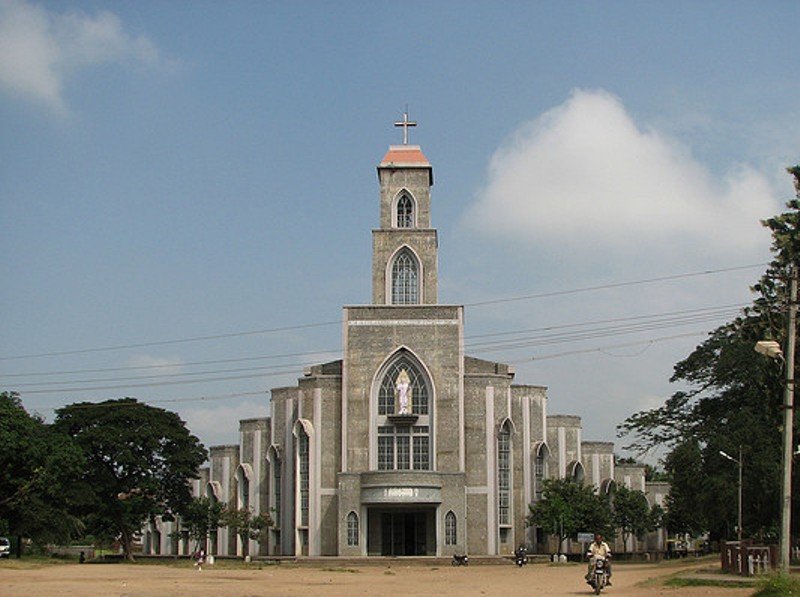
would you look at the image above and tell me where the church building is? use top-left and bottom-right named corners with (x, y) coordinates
top-left (144, 121), bottom-right (665, 559)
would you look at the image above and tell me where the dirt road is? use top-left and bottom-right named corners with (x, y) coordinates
top-left (0, 559), bottom-right (755, 596)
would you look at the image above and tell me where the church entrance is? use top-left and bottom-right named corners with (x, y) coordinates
top-left (367, 507), bottom-right (435, 556)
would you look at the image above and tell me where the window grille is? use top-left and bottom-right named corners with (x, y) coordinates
top-left (498, 424), bottom-right (511, 525)
top-left (273, 457), bottom-right (281, 522)
top-left (347, 512), bottom-right (359, 546)
top-left (397, 194), bottom-right (414, 228)
top-left (391, 250), bottom-right (419, 304)
top-left (445, 511), bottom-right (457, 545)
top-left (298, 431), bottom-right (309, 526)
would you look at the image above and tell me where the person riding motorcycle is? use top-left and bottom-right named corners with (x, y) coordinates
top-left (586, 533), bottom-right (612, 586)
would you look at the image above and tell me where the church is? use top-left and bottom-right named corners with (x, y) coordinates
top-left (144, 121), bottom-right (667, 558)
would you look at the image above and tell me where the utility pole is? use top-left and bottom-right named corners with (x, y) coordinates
top-left (780, 264), bottom-right (797, 572)
top-left (738, 445), bottom-right (743, 545)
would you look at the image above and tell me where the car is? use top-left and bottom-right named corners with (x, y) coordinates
top-left (0, 537), bottom-right (10, 558)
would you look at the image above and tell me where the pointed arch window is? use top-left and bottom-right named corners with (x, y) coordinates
top-left (397, 194), bottom-right (414, 228)
top-left (347, 511), bottom-right (359, 546)
top-left (534, 443), bottom-right (549, 501)
top-left (498, 422), bottom-right (512, 526)
top-left (445, 511), bottom-right (457, 546)
top-left (375, 351), bottom-right (432, 471)
top-left (297, 429), bottom-right (309, 527)
top-left (391, 249), bottom-right (419, 305)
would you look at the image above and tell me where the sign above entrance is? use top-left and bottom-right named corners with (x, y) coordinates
top-left (361, 485), bottom-right (441, 504)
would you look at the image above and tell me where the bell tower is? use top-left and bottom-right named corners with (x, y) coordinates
top-left (372, 113), bottom-right (438, 305)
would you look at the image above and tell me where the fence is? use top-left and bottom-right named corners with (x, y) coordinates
top-left (721, 541), bottom-right (776, 576)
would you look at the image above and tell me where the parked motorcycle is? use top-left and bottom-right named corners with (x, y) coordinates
top-left (587, 555), bottom-right (609, 594)
top-left (514, 545), bottom-right (528, 567)
top-left (451, 553), bottom-right (469, 566)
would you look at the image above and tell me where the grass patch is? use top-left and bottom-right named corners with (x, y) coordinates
top-left (320, 567), bottom-right (359, 574)
top-left (664, 577), bottom-right (754, 589)
top-left (0, 555), bottom-right (73, 570)
top-left (753, 573), bottom-right (800, 596)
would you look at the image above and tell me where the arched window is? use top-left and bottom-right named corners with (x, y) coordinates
top-left (375, 351), bottom-right (432, 471)
top-left (272, 455), bottom-right (281, 524)
top-left (347, 511), bottom-right (359, 546)
top-left (397, 194), bottom-right (414, 228)
top-left (391, 249), bottom-right (419, 305)
top-left (534, 444), bottom-right (549, 501)
top-left (297, 429), bottom-right (309, 527)
top-left (445, 511), bottom-right (457, 546)
top-left (498, 421), bottom-right (512, 526)
top-left (236, 465), bottom-right (250, 511)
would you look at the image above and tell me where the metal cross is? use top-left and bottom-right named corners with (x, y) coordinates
top-left (394, 110), bottom-right (417, 145)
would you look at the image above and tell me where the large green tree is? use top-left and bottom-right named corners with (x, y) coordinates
top-left (54, 398), bottom-right (207, 560)
top-left (180, 496), bottom-right (226, 553)
top-left (612, 485), bottom-right (660, 552)
top-left (527, 478), bottom-right (615, 552)
top-left (0, 391), bottom-right (85, 551)
top-left (618, 166), bottom-right (800, 541)
top-left (220, 507), bottom-right (273, 558)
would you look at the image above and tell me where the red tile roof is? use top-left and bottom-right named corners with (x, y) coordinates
top-left (379, 145), bottom-right (430, 167)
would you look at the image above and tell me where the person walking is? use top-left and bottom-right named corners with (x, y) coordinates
top-left (193, 548), bottom-right (206, 572)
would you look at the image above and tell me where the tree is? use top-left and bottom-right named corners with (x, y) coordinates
top-left (220, 507), bottom-right (273, 557)
top-left (0, 392), bottom-right (85, 552)
top-left (660, 440), bottom-right (707, 537)
top-left (527, 478), bottom-right (614, 552)
top-left (612, 486), bottom-right (657, 552)
top-left (181, 496), bottom-right (226, 553)
top-left (618, 166), bottom-right (800, 541)
top-left (54, 398), bottom-right (207, 560)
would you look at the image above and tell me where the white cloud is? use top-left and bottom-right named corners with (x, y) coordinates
top-left (0, 0), bottom-right (164, 114)
top-left (463, 89), bottom-right (780, 257)
top-left (127, 354), bottom-right (184, 376)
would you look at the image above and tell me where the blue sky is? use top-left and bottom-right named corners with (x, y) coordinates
top-left (1, 0), bottom-right (798, 460)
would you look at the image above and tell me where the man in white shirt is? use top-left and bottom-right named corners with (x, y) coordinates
top-left (586, 533), bottom-right (612, 585)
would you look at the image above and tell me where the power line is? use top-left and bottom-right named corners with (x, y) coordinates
top-left (0, 263), bottom-right (765, 362)
top-left (4, 303), bottom-right (743, 390)
top-left (0, 348), bottom-right (342, 378)
top-left (463, 263), bottom-right (765, 307)
top-left (0, 321), bottom-right (341, 361)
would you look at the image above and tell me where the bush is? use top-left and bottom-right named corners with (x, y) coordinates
top-left (753, 573), bottom-right (800, 596)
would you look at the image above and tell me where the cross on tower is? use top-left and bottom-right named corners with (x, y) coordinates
top-left (394, 110), bottom-right (417, 145)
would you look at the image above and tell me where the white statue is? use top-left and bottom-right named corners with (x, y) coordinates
top-left (395, 369), bottom-right (411, 414)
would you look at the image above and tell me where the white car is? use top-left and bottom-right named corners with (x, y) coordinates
top-left (0, 537), bottom-right (10, 558)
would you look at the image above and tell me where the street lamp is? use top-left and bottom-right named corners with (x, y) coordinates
top-left (719, 447), bottom-right (743, 544)
top-left (754, 266), bottom-right (797, 572)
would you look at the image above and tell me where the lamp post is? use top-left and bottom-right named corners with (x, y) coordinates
top-left (719, 447), bottom-right (743, 544)
top-left (755, 264), bottom-right (797, 572)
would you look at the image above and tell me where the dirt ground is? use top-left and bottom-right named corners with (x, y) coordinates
top-left (0, 558), bottom-right (756, 597)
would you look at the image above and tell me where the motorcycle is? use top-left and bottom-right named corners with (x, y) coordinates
top-left (514, 545), bottom-right (528, 567)
top-left (587, 555), bottom-right (609, 594)
top-left (451, 553), bottom-right (469, 566)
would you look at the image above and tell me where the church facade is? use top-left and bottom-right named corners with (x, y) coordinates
top-left (144, 135), bottom-right (666, 559)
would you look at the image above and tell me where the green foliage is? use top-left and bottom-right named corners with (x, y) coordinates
top-left (527, 478), bottom-right (614, 551)
top-left (0, 391), bottom-right (85, 548)
top-left (753, 572), bottom-right (800, 596)
top-left (220, 507), bottom-right (273, 557)
top-left (54, 398), bottom-right (207, 560)
top-left (661, 440), bottom-right (707, 536)
top-left (617, 166), bottom-right (800, 541)
top-left (612, 486), bottom-right (657, 551)
top-left (180, 496), bottom-right (226, 551)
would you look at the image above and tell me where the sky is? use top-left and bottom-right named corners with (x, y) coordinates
top-left (1, 0), bottom-right (799, 463)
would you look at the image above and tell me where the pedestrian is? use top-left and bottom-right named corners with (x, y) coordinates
top-left (193, 548), bottom-right (206, 571)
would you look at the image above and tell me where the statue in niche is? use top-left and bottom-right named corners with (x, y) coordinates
top-left (395, 368), bottom-right (411, 414)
